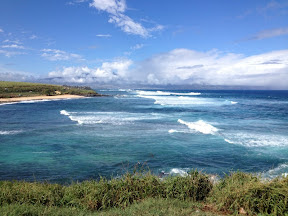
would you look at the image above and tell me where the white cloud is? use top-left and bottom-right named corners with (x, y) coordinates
top-left (108, 14), bottom-right (149, 37)
top-left (48, 59), bottom-right (132, 83)
top-left (131, 44), bottom-right (144, 50)
top-left (133, 49), bottom-right (288, 89)
top-left (0, 28), bottom-right (3, 33)
top-left (67, 0), bottom-right (89, 5)
top-left (1, 44), bottom-right (25, 49)
top-left (250, 27), bottom-right (288, 40)
top-left (3, 39), bottom-right (22, 44)
top-left (0, 65), bottom-right (36, 82)
top-left (258, 0), bottom-right (288, 14)
top-left (30, 34), bottom-right (38, 40)
top-left (46, 49), bottom-right (288, 89)
top-left (41, 49), bottom-right (84, 61)
top-left (0, 50), bottom-right (26, 57)
top-left (89, 0), bottom-right (162, 37)
top-left (96, 34), bottom-right (112, 37)
top-left (90, 0), bottom-right (126, 14)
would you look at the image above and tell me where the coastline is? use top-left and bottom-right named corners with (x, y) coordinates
top-left (0, 94), bottom-right (85, 103)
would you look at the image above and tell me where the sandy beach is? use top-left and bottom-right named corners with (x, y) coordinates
top-left (0, 95), bottom-right (85, 103)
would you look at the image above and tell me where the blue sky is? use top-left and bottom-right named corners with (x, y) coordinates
top-left (0, 0), bottom-right (288, 89)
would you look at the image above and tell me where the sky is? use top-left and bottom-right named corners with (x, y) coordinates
top-left (0, 0), bottom-right (288, 89)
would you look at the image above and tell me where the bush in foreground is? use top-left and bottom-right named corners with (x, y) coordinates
top-left (210, 171), bottom-right (288, 215)
top-left (1, 171), bottom-right (288, 215)
top-left (0, 170), bottom-right (212, 211)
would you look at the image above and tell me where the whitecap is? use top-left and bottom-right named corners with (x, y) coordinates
top-left (169, 168), bottom-right (188, 177)
top-left (136, 90), bottom-right (201, 96)
top-left (231, 101), bottom-right (238, 104)
top-left (224, 139), bottom-right (234, 144)
top-left (0, 130), bottom-right (22, 135)
top-left (262, 163), bottom-right (288, 179)
top-left (60, 110), bottom-right (70, 116)
top-left (223, 132), bottom-right (288, 147)
top-left (178, 119), bottom-right (219, 135)
top-left (139, 95), bottom-right (215, 106)
top-left (168, 129), bottom-right (177, 133)
top-left (60, 111), bottom-right (163, 125)
top-left (0, 102), bottom-right (18, 106)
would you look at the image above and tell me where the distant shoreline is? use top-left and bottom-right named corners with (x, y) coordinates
top-left (0, 94), bottom-right (85, 103)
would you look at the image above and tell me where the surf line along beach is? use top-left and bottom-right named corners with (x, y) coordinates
top-left (0, 94), bottom-right (85, 104)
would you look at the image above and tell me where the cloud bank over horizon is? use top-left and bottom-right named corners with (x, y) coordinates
top-left (45, 48), bottom-right (288, 89)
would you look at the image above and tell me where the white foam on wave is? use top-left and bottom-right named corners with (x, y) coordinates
top-left (178, 119), bottom-right (219, 135)
top-left (139, 95), bottom-right (216, 106)
top-left (118, 89), bottom-right (132, 92)
top-left (169, 168), bottom-right (189, 177)
top-left (168, 129), bottom-right (192, 134)
top-left (0, 102), bottom-right (18, 106)
top-left (60, 110), bottom-right (69, 116)
top-left (223, 132), bottom-right (288, 147)
top-left (60, 110), bottom-right (83, 124)
top-left (0, 100), bottom-right (48, 106)
top-left (20, 99), bottom-right (56, 104)
top-left (262, 163), bottom-right (288, 179)
top-left (0, 130), bottom-right (22, 135)
top-left (136, 90), bottom-right (201, 96)
top-left (168, 129), bottom-right (177, 133)
top-left (224, 139), bottom-right (234, 144)
top-left (99, 89), bottom-right (132, 92)
top-left (60, 110), bottom-right (163, 125)
top-left (135, 91), bottom-right (239, 107)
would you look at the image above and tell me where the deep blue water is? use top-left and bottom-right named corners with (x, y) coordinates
top-left (0, 90), bottom-right (288, 183)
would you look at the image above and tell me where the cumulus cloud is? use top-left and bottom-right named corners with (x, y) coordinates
top-left (45, 49), bottom-right (288, 89)
top-left (48, 59), bottom-right (132, 83)
top-left (89, 0), bottom-right (163, 37)
top-left (41, 49), bottom-right (84, 61)
top-left (248, 27), bottom-right (288, 40)
top-left (133, 49), bottom-right (288, 89)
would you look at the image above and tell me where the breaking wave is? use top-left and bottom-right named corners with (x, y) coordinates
top-left (137, 95), bottom-right (237, 107)
top-left (136, 90), bottom-right (201, 96)
top-left (169, 168), bottom-right (189, 177)
top-left (0, 130), bottom-right (22, 135)
top-left (262, 163), bottom-right (288, 179)
top-left (177, 119), bottom-right (219, 135)
top-left (60, 110), bottom-right (163, 125)
top-left (223, 132), bottom-right (288, 147)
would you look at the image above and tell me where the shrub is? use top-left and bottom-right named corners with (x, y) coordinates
top-left (0, 171), bottom-right (212, 211)
top-left (210, 172), bottom-right (288, 215)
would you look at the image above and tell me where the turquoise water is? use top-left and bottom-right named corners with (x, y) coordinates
top-left (0, 90), bottom-right (288, 183)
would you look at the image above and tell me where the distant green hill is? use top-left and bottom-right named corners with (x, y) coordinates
top-left (0, 81), bottom-right (101, 98)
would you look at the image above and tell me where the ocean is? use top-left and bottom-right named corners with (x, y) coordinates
top-left (0, 89), bottom-right (288, 183)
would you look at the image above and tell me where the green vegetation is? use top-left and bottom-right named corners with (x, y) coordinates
top-left (0, 81), bottom-right (100, 98)
top-left (0, 199), bottom-right (220, 216)
top-left (1, 170), bottom-right (288, 215)
top-left (210, 172), bottom-right (288, 215)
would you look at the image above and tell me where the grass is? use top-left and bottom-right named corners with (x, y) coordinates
top-left (0, 199), bottom-right (222, 216)
top-left (0, 170), bottom-right (212, 210)
top-left (210, 172), bottom-right (288, 215)
top-left (0, 81), bottom-right (100, 98)
top-left (1, 170), bottom-right (288, 215)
